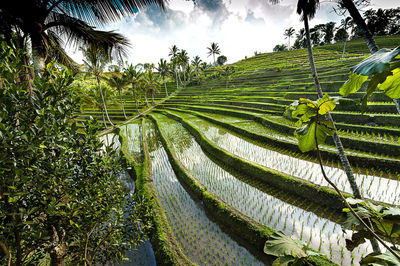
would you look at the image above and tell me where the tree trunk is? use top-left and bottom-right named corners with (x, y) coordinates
top-left (119, 90), bottom-right (127, 119)
top-left (164, 78), bottom-right (168, 96)
top-left (341, 0), bottom-right (400, 114)
top-left (97, 77), bottom-right (114, 127)
top-left (102, 112), bottom-right (107, 128)
top-left (152, 90), bottom-right (155, 105)
top-left (304, 13), bottom-right (381, 253)
top-left (304, 15), bottom-right (362, 198)
top-left (183, 66), bottom-right (186, 86)
top-left (175, 70), bottom-right (179, 90)
top-left (31, 35), bottom-right (46, 77)
top-left (341, 39), bottom-right (347, 63)
top-left (144, 91), bottom-right (149, 107)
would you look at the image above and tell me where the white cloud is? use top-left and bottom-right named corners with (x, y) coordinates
top-left (67, 0), bottom-right (400, 66)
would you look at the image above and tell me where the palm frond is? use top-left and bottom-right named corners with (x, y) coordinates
top-left (56, 0), bottom-right (166, 27)
top-left (46, 30), bottom-right (80, 72)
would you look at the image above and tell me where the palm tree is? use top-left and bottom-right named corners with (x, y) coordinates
top-left (297, 0), bottom-right (361, 197)
top-left (143, 71), bottom-right (160, 105)
top-left (124, 64), bottom-right (143, 113)
top-left (0, 0), bottom-right (166, 75)
top-left (284, 27), bottom-right (296, 48)
top-left (337, 0), bottom-right (400, 114)
top-left (81, 45), bottom-right (115, 127)
top-left (207, 42), bottom-right (221, 65)
top-left (191, 56), bottom-right (202, 82)
top-left (106, 68), bottom-right (128, 119)
top-left (339, 17), bottom-right (352, 62)
top-left (157, 58), bottom-right (169, 96)
top-left (297, 0), bottom-right (381, 253)
top-left (82, 85), bottom-right (117, 128)
top-left (169, 45), bottom-right (180, 90)
top-left (177, 49), bottom-right (189, 86)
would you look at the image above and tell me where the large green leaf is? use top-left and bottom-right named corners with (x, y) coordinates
top-left (378, 68), bottom-right (400, 99)
top-left (317, 94), bottom-right (336, 115)
top-left (351, 47), bottom-right (400, 76)
top-left (340, 72), bottom-right (368, 97)
top-left (263, 231), bottom-right (306, 258)
top-left (294, 121), bottom-right (331, 153)
top-left (361, 250), bottom-right (400, 266)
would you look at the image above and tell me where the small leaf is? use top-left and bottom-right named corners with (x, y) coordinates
top-left (340, 72), bottom-right (368, 97)
top-left (377, 68), bottom-right (400, 99)
top-left (351, 47), bottom-right (400, 76)
top-left (317, 94), bottom-right (336, 115)
top-left (361, 250), bottom-right (400, 266)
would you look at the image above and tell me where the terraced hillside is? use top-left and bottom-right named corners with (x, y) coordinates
top-left (117, 36), bottom-right (400, 265)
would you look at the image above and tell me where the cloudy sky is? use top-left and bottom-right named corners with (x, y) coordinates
top-left (69, 0), bottom-right (399, 66)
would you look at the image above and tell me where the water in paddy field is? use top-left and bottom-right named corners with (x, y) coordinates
top-left (174, 111), bottom-right (400, 205)
top-left (101, 129), bottom-right (156, 266)
top-left (121, 121), bottom-right (143, 163)
top-left (145, 120), bottom-right (263, 266)
top-left (153, 113), bottom-right (383, 266)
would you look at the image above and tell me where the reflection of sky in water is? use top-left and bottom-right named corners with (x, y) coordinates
top-left (157, 114), bottom-right (379, 266)
top-left (146, 121), bottom-right (262, 266)
top-left (121, 122), bottom-right (142, 163)
top-left (190, 118), bottom-right (400, 205)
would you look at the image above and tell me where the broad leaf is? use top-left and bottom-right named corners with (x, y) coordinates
top-left (264, 231), bottom-right (307, 258)
top-left (340, 72), bottom-right (368, 96)
top-left (317, 94), bottom-right (336, 115)
top-left (294, 121), bottom-right (331, 153)
top-left (378, 68), bottom-right (400, 99)
top-left (361, 250), bottom-right (400, 266)
top-left (351, 47), bottom-right (400, 76)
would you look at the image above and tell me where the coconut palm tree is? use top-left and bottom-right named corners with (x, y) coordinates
top-left (124, 64), bottom-right (143, 113)
top-left (106, 67), bottom-right (128, 119)
top-left (143, 70), bottom-right (160, 105)
top-left (177, 49), bottom-right (189, 86)
top-left (81, 85), bottom-right (117, 128)
top-left (284, 27), bottom-right (296, 48)
top-left (0, 0), bottom-right (166, 75)
top-left (169, 45), bottom-right (180, 89)
top-left (191, 56), bottom-right (202, 82)
top-left (81, 45), bottom-right (115, 127)
top-left (297, 0), bottom-right (361, 196)
top-left (336, 0), bottom-right (400, 114)
top-left (297, 0), bottom-right (381, 253)
top-left (157, 58), bottom-right (169, 96)
top-left (338, 17), bottom-right (352, 62)
top-left (207, 42), bottom-right (221, 65)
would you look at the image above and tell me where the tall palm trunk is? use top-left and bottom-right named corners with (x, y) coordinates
top-left (341, 38), bottom-right (347, 63)
top-left (164, 77), bottom-right (168, 96)
top-left (118, 89), bottom-right (127, 119)
top-left (213, 54), bottom-right (216, 65)
top-left (340, 0), bottom-right (400, 114)
top-left (97, 77), bottom-right (114, 127)
top-left (182, 65), bottom-right (186, 86)
top-left (152, 90), bottom-right (155, 105)
top-left (304, 15), bottom-right (361, 197)
top-left (31, 35), bottom-right (46, 77)
top-left (304, 14), bottom-right (380, 253)
top-left (175, 70), bottom-right (179, 90)
top-left (102, 112), bottom-right (107, 128)
top-left (144, 90), bottom-right (149, 107)
top-left (132, 88), bottom-right (139, 113)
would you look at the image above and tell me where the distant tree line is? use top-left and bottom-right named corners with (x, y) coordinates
top-left (273, 6), bottom-right (400, 52)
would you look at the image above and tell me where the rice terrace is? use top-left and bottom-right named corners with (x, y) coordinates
top-left (1, 0), bottom-right (400, 265)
